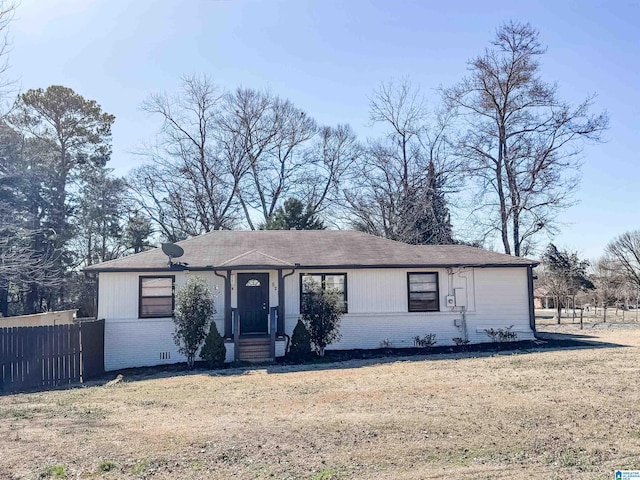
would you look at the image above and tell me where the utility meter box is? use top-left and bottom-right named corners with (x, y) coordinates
top-left (454, 288), bottom-right (467, 308)
top-left (446, 295), bottom-right (456, 307)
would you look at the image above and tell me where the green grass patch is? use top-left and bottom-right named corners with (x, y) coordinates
top-left (131, 459), bottom-right (148, 474)
top-left (46, 465), bottom-right (66, 478)
top-left (98, 460), bottom-right (116, 471)
top-left (312, 468), bottom-right (341, 480)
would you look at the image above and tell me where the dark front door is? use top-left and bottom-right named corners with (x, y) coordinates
top-left (238, 273), bottom-right (269, 335)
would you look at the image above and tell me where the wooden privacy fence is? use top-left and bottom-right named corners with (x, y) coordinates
top-left (0, 319), bottom-right (105, 393)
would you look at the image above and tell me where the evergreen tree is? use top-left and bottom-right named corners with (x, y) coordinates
top-left (74, 167), bottom-right (126, 266)
top-left (9, 86), bottom-right (115, 313)
top-left (200, 321), bottom-right (226, 368)
top-left (288, 319), bottom-right (312, 362)
top-left (540, 244), bottom-right (594, 323)
top-left (123, 212), bottom-right (154, 254)
top-left (400, 161), bottom-right (454, 245)
top-left (0, 124), bottom-right (61, 315)
top-left (262, 198), bottom-right (325, 230)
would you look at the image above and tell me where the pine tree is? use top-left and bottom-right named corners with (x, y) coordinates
top-left (123, 213), bottom-right (154, 254)
top-left (400, 161), bottom-right (454, 245)
top-left (288, 319), bottom-right (312, 362)
top-left (262, 198), bottom-right (325, 230)
top-left (200, 321), bottom-right (226, 368)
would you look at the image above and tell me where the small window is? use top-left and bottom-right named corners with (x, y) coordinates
top-left (300, 273), bottom-right (347, 313)
top-left (408, 273), bottom-right (439, 312)
top-left (139, 276), bottom-right (174, 318)
top-left (245, 279), bottom-right (261, 287)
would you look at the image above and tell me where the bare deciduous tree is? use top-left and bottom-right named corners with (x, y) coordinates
top-left (222, 88), bottom-right (317, 228)
top-left (0, 231), bottom-right (63, 316)
top-left (606, 230), bottom-right (640, 289)
top-left (129, 75), bottom-right (241, 240)
top-left (346, 79), bottom-right (458, 244)
top-left (591, 256), bottom-right (626, 322)
top-left (0, 1), bottom-right (17, 109)
top-left (444, 21), bottom-right (609, 256)
top-left (131, 78), bottom-right (362, 235)
top-left (302, 124), bottom-right (361, 216)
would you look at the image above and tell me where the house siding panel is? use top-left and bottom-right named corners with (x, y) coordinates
top-left (99, 266), bottom-right (533, 370)
top-left (99, 271), bottom-right (229, 371)
top-left (283, 266), bottom-right (532, 350)
top-left (285, 268), bottom-right (474, 316)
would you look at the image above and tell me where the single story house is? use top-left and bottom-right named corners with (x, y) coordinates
top-left (85, 230), bottom-right (539, 371)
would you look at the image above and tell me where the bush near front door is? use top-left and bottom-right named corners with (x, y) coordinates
top-left (173, 276), bottom-right (216, 368)
top-left (301, 286), bottom-right (343, 357)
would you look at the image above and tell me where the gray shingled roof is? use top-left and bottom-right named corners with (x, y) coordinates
top-left (85, 230), bottom-right (538, 272)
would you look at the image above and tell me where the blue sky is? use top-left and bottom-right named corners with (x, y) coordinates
top-left (9, 0), bottom-right (639, 260)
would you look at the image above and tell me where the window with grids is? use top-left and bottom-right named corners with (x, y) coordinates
top-left (300, 273), bottom-right (347, 313)
top-left (407, 272), bottom-right (439, 312)
top-left (139, 276), bottom-right (175, 318)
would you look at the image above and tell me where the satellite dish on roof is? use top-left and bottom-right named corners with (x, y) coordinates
top-left (162, 242), bottom-right (184, 266)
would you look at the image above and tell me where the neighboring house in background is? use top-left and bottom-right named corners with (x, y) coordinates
top-left (85, 230), bottom-right (539, 372)
top-left (534, 286), bottom-right (550, 309)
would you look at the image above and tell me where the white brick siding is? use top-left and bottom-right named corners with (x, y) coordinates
top-left (99, 266), bottom-right (533, 370)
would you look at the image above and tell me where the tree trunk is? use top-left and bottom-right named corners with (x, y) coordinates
top-left (495, 157), bottom-right (511, 255)
top-left (24, 283), bottom-right (39, 314)
top-left (580, 309), bottom-right (583, 330)
top-left (0, 285), bottom-right (8, 317)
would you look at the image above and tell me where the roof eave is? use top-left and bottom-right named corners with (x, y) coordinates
top-left (86, 261), bottom-right (538, 273)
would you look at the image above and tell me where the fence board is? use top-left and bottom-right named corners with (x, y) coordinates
top-left (72, 326), bottom-right (79, 382)
top-left (0, 319), bottom-right (104, 393)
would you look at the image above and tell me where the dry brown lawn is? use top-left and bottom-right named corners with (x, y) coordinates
top-left (2, 324), bottom-right (640, 479)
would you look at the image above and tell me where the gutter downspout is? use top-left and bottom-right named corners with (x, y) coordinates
top-left (527, 265), bottom-right (536, 337)
top-left (279, 268), bottom-right (296, 355)
top-left (457, 269), bottom-right (473, 343)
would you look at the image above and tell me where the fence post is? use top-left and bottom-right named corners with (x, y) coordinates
top-left (80, 319), bottom-right (105, 382)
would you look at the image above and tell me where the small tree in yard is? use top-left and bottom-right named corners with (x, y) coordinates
top-left (173, 276), bottom-right (215, 368)
top-left (288, 319), bottom-right (312, 362)
top-left (301, 286), bottom-right (343, 357)
top-left (540, 244), bottom-right (594, 323)
top-left (200, 321), bottom-right (226, 368)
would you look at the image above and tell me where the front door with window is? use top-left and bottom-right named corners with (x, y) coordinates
top-left (237, 273), bottom-right (270, 335)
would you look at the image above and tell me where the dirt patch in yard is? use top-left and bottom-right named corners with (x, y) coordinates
top-left (1, 324), bottom-right (639, 479)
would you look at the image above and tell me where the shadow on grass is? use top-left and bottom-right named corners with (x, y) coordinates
top-left (254, 333), bottom-right (625, 376)
top-left (535, 331), bottom-right (597, 340)
top-left (3, 331), bottom-right (627, 395)
top-left (93, 331), bottom-right (626, 383)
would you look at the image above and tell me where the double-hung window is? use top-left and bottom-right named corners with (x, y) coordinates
top-left (139, 276), bottom-right (175, 318)
top-left (300, 273), bottom-right (347, 313)
top-left (407, 272), bottom-right (439, 312)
